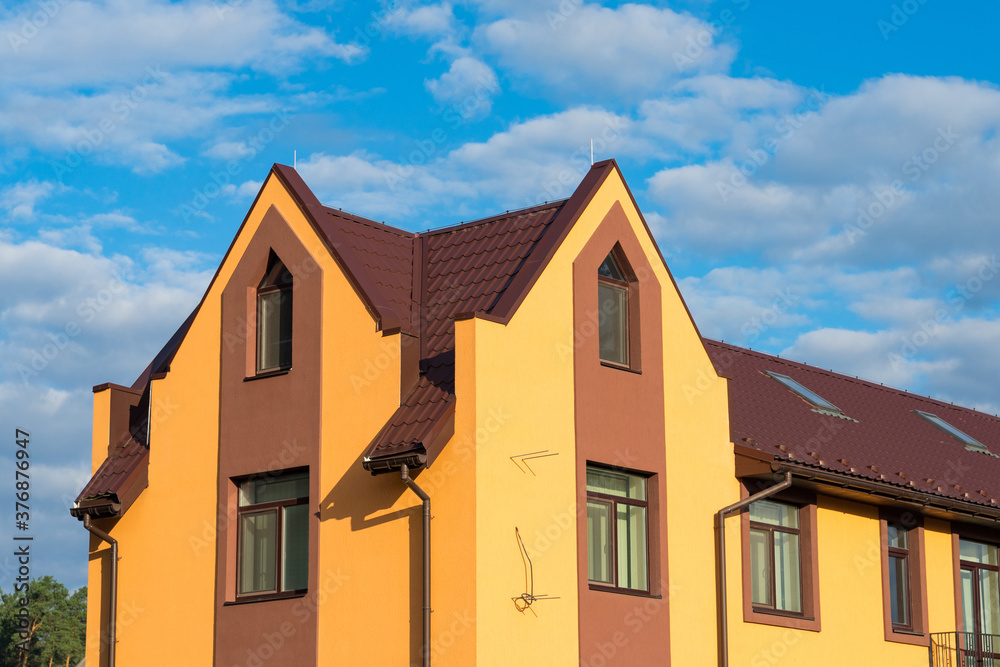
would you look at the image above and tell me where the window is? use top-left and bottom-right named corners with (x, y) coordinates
top-left (237, 469), bottom-right (308, 599)
top-left (741, 489), bottom-right (819, 630)
top-left (887, 524), bottom-right (911, 629)
top-left (257, 253), bottom-right (293, 373)
top-left (586, 465), bottom-right (648, 592)
top-left (749, 499), bottom-right (802, 614)
top-left (597, 248), bottom-right (634, 368)
top-left (914, 410), bottom-right (995, 456)
top-left (879, 512), bottom-right (927, 645)
top-left (959, 539), bottom-right (1000, 639)
top-left (763, 371), bottom-right (848, 418)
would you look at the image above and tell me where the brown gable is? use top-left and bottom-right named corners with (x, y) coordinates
top-left (706, 339), bottom-right (1000, 515)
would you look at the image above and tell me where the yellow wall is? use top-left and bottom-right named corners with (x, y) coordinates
top-left (83, 174), bottom-right (319, 666)
top-left (725, 495), bottom-right (961, 666)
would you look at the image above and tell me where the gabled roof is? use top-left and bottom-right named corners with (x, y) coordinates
top-left (706, 339), bottom-right (1000, 514)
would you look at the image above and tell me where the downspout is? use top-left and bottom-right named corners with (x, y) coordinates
top-left (401, 464), bottom-right (431, 667)
top-left (83, 514), bottom-right (117, 667)
top-left (716, 471), bottom-right (792, 667)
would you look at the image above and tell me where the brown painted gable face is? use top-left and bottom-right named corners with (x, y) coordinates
top-left (214, 205), bottom-right (322, 665)
top-left (572, 201), bottom-right (672, 665)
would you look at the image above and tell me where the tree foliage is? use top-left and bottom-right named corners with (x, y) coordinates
top-left (0, 577), bottom-right (85, 667)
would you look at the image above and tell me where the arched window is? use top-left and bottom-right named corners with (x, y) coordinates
top-left (257, 252), bottom-right (293, 373)
top-left (598, 247), bottom-right (634, 367)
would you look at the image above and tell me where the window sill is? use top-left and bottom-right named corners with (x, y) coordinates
top-left (885, 627), bottom-right (929, 647)
top-left (747, 606), bottom-right (821, 632)
top-left (225, 589), bottom-right (307, 605)
top-left (588, 584), bottom-right (660, 599)
top-left (599, 361), bottom-right (641, 375)
top-left (244, 367), bottom-right (291, 382)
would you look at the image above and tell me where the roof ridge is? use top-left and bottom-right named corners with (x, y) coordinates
top-left (705, 338), bottom-right (1000, 423)
top-left (421, 200), bottom-right (567, 237)
top-left (316, 205), bottom-right (416, 238)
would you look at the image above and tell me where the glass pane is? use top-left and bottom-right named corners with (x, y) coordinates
top-left (240, 471), bottom-right (309, 506)
top-left (750, 528), bottom-right (771, 606)
top-left (887, 524), bottom-right (908, 549)
top-left (598, 252), bottom-right (625, 281)
top-left (749, 500), bottom-right (798, 528)
top-left (961, 539), bottom-right (1000, 566)
top-left (889, 555), bottom-right (909, 626)
top-left (240, 511), bottom-right (277, 594)
top-left (616, 504), bottom-right (647, 591)
top-left (598, 282), bottom-right (628, 366)
top-left (981, 569), bottom-right (1000, 635)
top-left (587, 500), bottom-right (612, 584)
top-left (962, 568), bottom-right (976, 634)
top-left (258, 290), bottom-right (292, 371)
top-left (774, 531), bottom-right (802, 613)
top-left (586, 468), bottom-right (645, 500)
top-left (282, 504), bottom-right (309, 591)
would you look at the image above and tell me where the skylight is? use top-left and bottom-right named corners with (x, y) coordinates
top-left (914, 410), bottom-right (995, 456)
top-left (764, 371), bottom-right (845, 417)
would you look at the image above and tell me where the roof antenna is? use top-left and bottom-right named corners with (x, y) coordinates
top-left (293, 149), bottom-right (297, 169)
top-left (590, 139), bottom-right (594, 166)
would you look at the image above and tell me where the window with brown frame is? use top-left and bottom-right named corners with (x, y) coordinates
top-left (749, 499), bottom-right (803, 614)
top-left (597, 247), bottom-right (636, 369)
top-left (740, 486), bottom-right (820, 631)
top-left (586, 465), bottom-right (649, 593)
top-left (880, 510), bottom-right (927, 645)
top-left (887, 524), bottom-right (912, 628)
top-left (236, 469), bottom-right (308, 600)
top-left (256, 252), bottom-right (293, 374)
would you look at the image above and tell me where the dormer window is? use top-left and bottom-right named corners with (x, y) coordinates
top-left (257, 253), bottom-right (293, 373)
top-left (598, 247), bottom-right (636, 368)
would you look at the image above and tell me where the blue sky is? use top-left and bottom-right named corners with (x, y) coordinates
top-left (1, 0), bottom-right (999, 590)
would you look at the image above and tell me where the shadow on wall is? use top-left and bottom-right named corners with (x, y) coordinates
top-left (319, 452), bottom-right (426, 664)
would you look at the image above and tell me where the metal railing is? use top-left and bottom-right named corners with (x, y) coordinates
top-left (931, 632), bottom-right (1000, 666)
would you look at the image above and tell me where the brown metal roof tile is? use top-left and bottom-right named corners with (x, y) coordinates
top-left (706, 339), bottom-right (1000, 510)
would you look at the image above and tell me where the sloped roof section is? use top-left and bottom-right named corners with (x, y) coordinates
top-left (706, 339), bottom-right (1000, 511)
top-left (71, 433), bottom-right (149, 519)
top-left (364, 202), bottom-right (565, 466)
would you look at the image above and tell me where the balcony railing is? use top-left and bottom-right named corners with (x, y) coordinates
top-left (931, 632), bottom-right (1000, 666)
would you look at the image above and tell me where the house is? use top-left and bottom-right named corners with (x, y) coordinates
top-left (72, 160), bottom-right (1000, 666)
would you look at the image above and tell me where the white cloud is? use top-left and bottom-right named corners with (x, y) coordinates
top-left (1, 0), bottom-right (365, 89)
top-left (296, 106), bottom-right (635, 221)
top-left (1, 179), bottom-right (58, 221)
top-left (386, 2), bottom-right (456, 39)
top-left (476, 3), bottom-right (736, 100)
top-left (203, 140), bottom-right (255, 161)
top-left (643, 74), bottom-right (1000, 267)
top-left (424, 57), bottom-right (499, 119)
